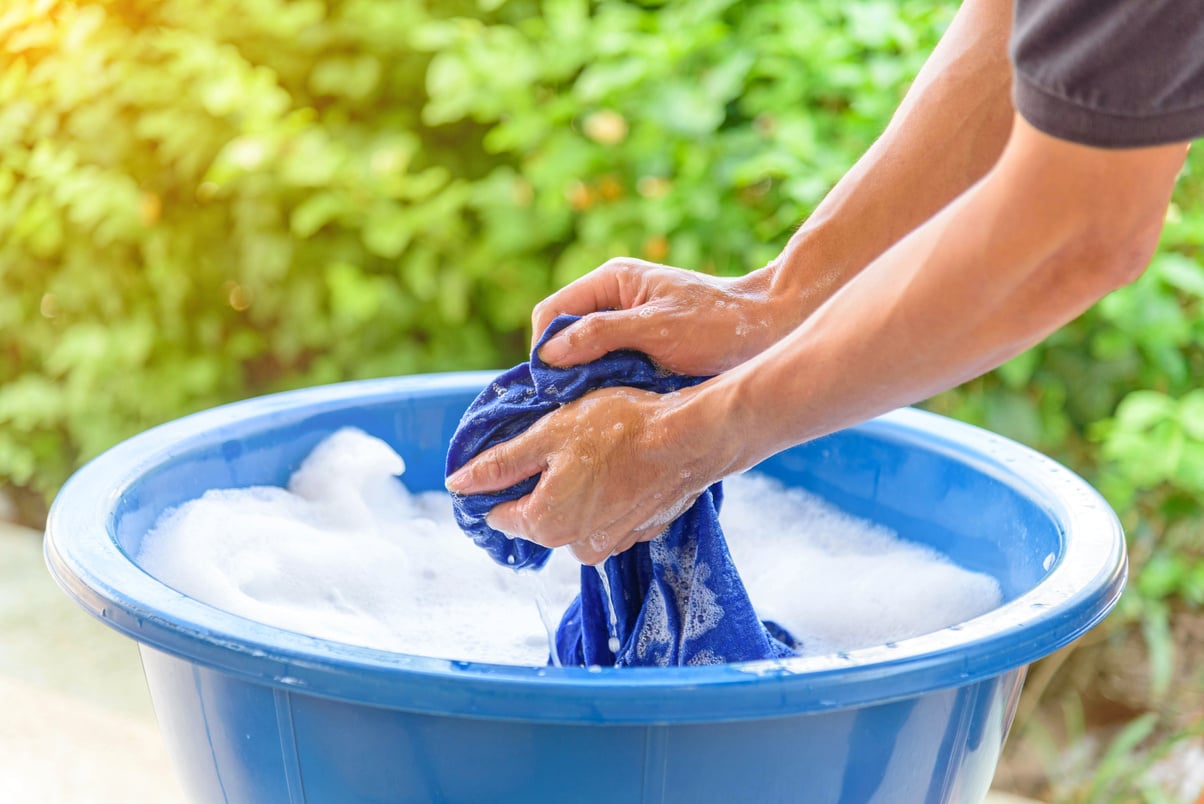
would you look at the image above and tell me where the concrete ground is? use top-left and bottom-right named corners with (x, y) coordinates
top-left (0, 518), bottom-right (1041, 804)
top-left (0, 520), bottom-right (184, 804)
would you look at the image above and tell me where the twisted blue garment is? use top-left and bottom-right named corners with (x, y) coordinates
top-left (446, 315), bottom-right (798, 667)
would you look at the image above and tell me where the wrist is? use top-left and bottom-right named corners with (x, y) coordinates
top-left (661, 372), bottom-right (771, 485)
top-left (766, 221), bottom-right (861, 326)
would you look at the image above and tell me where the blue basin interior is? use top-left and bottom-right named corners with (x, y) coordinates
top-left (113, 376), bottom-right (1055, 603)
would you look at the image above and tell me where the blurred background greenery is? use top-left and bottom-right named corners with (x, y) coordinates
top-left (1, 0), bottom-right (1201, 799)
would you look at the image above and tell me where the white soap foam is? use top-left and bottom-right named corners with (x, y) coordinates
top-left (137, 428), bottom-right (581, 666)
top-left (720, 472), bottom-right (1003, 656)
top-left (137, 428), bottom-right (1002, 666)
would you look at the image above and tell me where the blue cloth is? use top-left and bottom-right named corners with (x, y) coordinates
top-left (446, 315), bottom-right (799, 667)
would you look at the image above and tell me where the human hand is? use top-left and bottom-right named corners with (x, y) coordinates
top-left (532, 258), bottom-right (794, 376)
top-left (444, 383), bottom-right (735, 565)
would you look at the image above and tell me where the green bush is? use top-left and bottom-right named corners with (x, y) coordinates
top-left (0, 0), bottom-right (950, 501)
top-left (2, 1), bottom-right (1202, 795)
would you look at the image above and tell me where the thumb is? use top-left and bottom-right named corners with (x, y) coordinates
top-left (530, 259), bottom-right (652, 351)
top-left (446, 434), bottom-right (547, 495)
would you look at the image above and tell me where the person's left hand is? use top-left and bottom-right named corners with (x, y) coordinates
top-left (445, 384), bottom-right (729, 565)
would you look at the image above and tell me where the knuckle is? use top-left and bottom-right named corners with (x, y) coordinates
top-left (568, 317), bottom-right (596, 343)
top-left (531, 302), bottom-right (557, 333)
top-left (602, 256), bottom-right (645, 278)
top-left (480, 450), bottom-right (509, 486)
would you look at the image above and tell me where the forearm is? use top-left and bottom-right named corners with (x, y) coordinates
top-left (687, 118), bottom-right (1187, 477)
top-left (756, 0), bottom-right (1015, 320)
top-left (532, 1), bottom-right (1014, 373)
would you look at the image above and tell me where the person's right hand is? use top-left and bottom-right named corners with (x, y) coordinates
top-left (531, 258), bottom-right (797, 377)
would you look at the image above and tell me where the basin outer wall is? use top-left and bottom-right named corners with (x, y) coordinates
top-left (141, 645), bottom-right (1026, 804)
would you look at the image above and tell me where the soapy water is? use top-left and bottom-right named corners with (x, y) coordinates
top-left (137, 428), bottom-right (1002, 667)
top-left (593, 565), bottom-right (622, 655)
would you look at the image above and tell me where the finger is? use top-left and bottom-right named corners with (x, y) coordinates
top-left (445, 434), bottom-right (548, 495)
top-left (483, 497), bottom-right (533, 541)
top-left (568, 538), bottom-right (610, 566)
top-left (614, 526), bottom-right (660, 555)
top-left (537, 308), bottom-right (659, 367)
top-left (558, 523), bottom-right (619, 565)
top-left (608, 523), bottom-right (665, 558)
top-left (568, 522), bottom-right (652, 566)
top-left (487, 496), bottom-right (580, 550)
top-left (530, 259), bottom-right (646, 349)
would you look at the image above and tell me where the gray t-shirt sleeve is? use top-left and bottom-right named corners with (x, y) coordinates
top-left (1011, 0), bottom-right (1204, 147)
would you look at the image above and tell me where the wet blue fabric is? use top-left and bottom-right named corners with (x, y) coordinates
top-left (446, 315), bottom-right (799, 667)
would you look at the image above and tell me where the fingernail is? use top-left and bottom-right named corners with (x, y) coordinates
top-left (445, 469), bottom-right (469, 492)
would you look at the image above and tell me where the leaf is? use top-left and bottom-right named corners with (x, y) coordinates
top-left (280, 131), bottom-right (343, 188)
top-left (1153, 251), bottom-right (1204, 298)
top-left (984, 390), bottom-right (1043, 446)
top-left (0, 375), bottom-right (64, 428)
top-left (1092, 711), bottom-right (1159, 783)
top-left (651, 84), bottom-right (726, 136)
top-left (1176, 388), bottom-right (1204, 440)
top-left (361, 202), bottom-right (411, 259)
top-left (437, 268), bottom-right (469, 324)
top-left (309, 55), bottom-right (382, 101)
top-left (325, 262), bottom-right (384, 326)
top-left (702, 51), bottom-right (755, 104)
top-left (1136, 554), bottom-right (1185, 601)
top-left (575, 58), bottom-right (647, 103)
top-left (1172, 443), bottom-right (1204, 493)
top-left (1139, 604), bottom-right (1174, 703)
top-left (995, 347), bottom-right (1040, 390)
top-left (423, 52), bottom-right (474, 125)
top-left (290, 192), bottom-right (344, 239)
top-left (1114, 390), bottom-right (1176, 431)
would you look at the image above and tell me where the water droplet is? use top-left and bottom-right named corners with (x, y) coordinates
top-left (589, 531), bottom-right (608, 551)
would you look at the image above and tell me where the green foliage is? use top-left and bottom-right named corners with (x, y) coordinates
top-left (1, 0), bottom-right (951, 500)
top-left (1029, 699), bottom-right (1204, 803)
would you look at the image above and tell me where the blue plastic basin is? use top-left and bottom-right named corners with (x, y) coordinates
top-left (45, 372), bottom-right (1126, 803)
